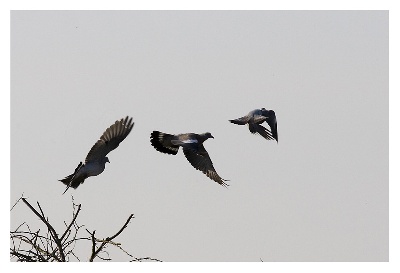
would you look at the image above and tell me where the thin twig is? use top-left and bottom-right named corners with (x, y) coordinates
top-left (60, 204), bottom-right (81, 241)
top-left (130, 257), bottom-right (163, 262)
top-left (10, 194), bottom-right (24, 211)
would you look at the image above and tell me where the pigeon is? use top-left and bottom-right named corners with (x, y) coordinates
top-left (229, 108), bottom-right (278, 142)
top-left (150, 131), bottom-right (229, 187)
top-left (60, 116), bottom-right (134, 194)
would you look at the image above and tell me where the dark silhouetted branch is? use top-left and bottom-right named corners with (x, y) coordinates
top-left (88, 214), bottom-right (135, 262)
top-left (11, 196), bottom-right (161, 262)
top-left (60, 204), bottom-right (81, 242)
top-left (20, 198), bottom-right (66, 261)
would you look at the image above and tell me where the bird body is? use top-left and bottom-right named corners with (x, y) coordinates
top-left (81, 159), bottom-right (108, 177)
top-left (229, 108), bottom-right (278, 142)
top-left (60, 116), bottom-right (134, 193)
top-left (150, 131), bottom-right (229, 187)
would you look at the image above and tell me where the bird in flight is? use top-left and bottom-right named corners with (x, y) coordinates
top-left (60, 116), bottom-right (134, 194)
top-left (229, 108), bottom-right (278, 142)
top-left (150, 131), bottom-right (229, 187)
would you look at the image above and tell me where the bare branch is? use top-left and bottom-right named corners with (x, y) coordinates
top-left (10, 194), bottom-right (24, 211)
top-left (20, 198), bottom-right (66, 261)
top-left (10, 250), bottom-right (36, 262)
top-left (130, 257), bottom-right (163, 262)
top-left (107, 214), bottom-right (135, 241)
top-left (89, 230), bottom-right (96, 262)
top-left (11, 196), bottom-right (160, 262)
top-left (88, 214), bottom-right (134, 262)
top-left (60, 204), bottom-right (81, 242)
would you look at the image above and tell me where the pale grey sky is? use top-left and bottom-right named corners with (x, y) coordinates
top-left (10, 11), bottom-right (388, 262)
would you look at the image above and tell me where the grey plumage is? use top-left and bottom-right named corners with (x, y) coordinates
top-left (150, 131), bottom-right (229, 187)
top-left (60, 116), bottom-right (134, 194)
top-left (229, 108), bottom-right (278, 142)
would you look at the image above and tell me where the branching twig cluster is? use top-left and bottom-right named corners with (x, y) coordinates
top-left (86, 213), bottom-right (134, 262)
top-left (10, 197), bottom-right (161, 262)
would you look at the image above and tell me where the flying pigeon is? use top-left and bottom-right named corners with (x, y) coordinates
top-left (229, 108), bottom-right (278, 142)
top-left (150, 131), bottom-right (229, 187)
top-left (59, 116), bottom-right (134, 194)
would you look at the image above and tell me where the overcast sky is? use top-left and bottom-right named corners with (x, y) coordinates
top-left (10, 10), bottom-right (388, 262)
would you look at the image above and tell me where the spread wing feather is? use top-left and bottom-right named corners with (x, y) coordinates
top-left (183, 145), bottom-right (229, 187)
top-left (85, 116), bottom-right (134, 163)
top-left (248, 123), bottom-right (274, 140)
top-left (266, 119), bottom-right (278, 142)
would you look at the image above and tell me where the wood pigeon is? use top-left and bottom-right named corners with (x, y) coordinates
top-left (229, 108), bottom-right (278, 142)
top-left (59, 116), bottom-right (134, 194)
top-left (150, 131), bottom-right (229, 187)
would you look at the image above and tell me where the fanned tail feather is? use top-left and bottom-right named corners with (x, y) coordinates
top-left (150, 131), bottom-right (179, 155)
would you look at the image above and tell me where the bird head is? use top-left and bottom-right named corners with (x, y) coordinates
top-left (261, 108), bottom-right (269, 116)
top-left (205, 132), bottom-right (214, 139)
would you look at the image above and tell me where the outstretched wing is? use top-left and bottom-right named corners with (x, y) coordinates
top-left (248, 123), bottom-right (274, 141)
top-left (182, 145), bottom-right (229, 187)
top-left (265, 117), bottom-right (278, 142)
top-left (85, 116), bottom-right (134, 163)
top-left (270, 121), bottom-right (278, 142)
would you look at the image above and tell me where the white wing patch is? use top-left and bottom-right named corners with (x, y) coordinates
top-left (182, 139), bottom-right (198, 144)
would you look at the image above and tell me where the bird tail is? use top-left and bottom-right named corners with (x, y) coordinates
top-left (229, 118), bottom-right (247, 125)
top-left (60, 175), bottom-right (78, 195)
top-left (59, 162), bottom-right (84, 194)
top-left (150, 131), bottom-right (179, 155)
